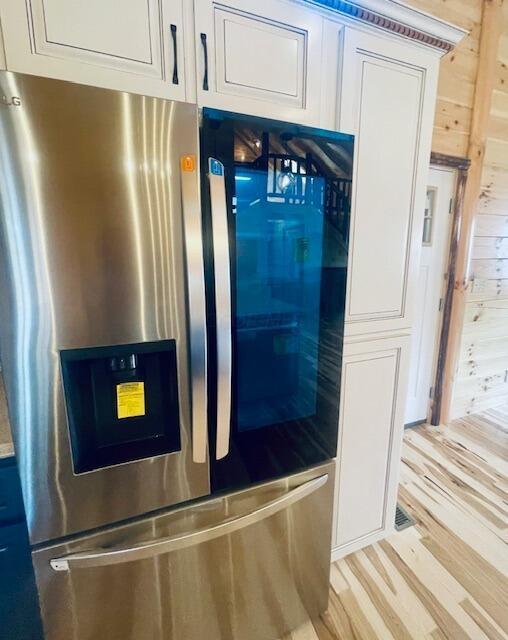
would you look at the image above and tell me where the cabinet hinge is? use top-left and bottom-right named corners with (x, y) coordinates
top-left (439, 298), bottom-right (444, 312)
top-left (449, 198), bottom-right (453, 214)
top-left (429, 386), bottom-right (434, 399)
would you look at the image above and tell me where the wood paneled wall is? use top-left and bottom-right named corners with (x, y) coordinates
top-left (404, 0), bottom-right (508, 418)
top-left (404, 0), bottom-right (482, 157)
top-left (452, 2), bottom-right (508, 417)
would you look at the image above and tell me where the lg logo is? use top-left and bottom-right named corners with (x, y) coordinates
top-left (1, 95), bottom-right (21, 107)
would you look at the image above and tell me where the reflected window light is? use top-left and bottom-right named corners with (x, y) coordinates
top-left (277, 173), bottom-right (296, 193)
top-left (26, 151), bottom-right (39, 165)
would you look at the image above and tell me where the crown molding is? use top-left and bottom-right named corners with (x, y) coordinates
top-left (305, 0), bottom-right (467, 54)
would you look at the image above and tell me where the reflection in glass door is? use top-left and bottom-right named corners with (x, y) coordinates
top-left (201, 111), bottom-right (354, 491)
top-left (235, 164), bottom-right (325, 432)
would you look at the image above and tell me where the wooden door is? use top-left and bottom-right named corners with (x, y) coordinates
top-left (0, 0), bottom-right (187, 101)
top-left (339, 28), bottom-right (439, 336)
top-left (405, 167), bottom-right (455, 425)
top-left (194, 0), bottom-right (323, 125)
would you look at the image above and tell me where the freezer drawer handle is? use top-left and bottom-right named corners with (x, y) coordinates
top-left (50, 473), bottom-right (328, 572)
top-left (180, 155), bottom-right (208, 463)
top-left (208, 158), bottom-right (232, 460)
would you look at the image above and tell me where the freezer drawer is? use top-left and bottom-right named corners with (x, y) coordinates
top-left (32, 462), bottom-right (334, 640)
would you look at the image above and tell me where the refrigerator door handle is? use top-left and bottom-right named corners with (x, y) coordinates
top-left (180, 155), bottom-right (208, 464)
top-left (207, 158), bottom-right (232, 460)
top-left (50, 473), bottom-right (329, 572)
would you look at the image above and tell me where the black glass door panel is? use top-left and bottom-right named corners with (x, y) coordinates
top-left (201, 109), bottom-right (354, 492)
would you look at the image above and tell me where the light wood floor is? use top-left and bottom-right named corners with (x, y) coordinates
top-left (288, 405), bottom-right (508, 639)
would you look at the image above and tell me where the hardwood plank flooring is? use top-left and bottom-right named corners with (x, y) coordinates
top-left (286, 406), bottom-right (508, 639)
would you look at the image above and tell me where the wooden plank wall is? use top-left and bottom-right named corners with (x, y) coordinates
top-left (404, 0), bottom-right (482, 157)
top-left (451, 2), bottom-right (508, 417)
top-left (403, 0), bottom-right (508, 418)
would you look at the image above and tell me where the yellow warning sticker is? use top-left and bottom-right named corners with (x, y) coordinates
top-left (116, 382), bottom-right (146, 420)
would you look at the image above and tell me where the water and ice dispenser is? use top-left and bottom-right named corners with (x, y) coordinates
top-left (61, 341), bottom-right (181, 473)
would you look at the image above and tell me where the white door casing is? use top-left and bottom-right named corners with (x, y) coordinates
top-left (405, 166), bottom-right (456, 425)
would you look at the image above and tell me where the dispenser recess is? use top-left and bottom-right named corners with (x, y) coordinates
top-left (61, 341), bottom-right (181, 473)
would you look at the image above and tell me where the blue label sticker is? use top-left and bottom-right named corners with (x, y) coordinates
top-left (209, 158), bottom-right (224, 176)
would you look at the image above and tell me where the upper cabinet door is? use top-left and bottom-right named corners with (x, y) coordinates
top-left (194, 0), bottom-right (323, 125)
top-left (0, 0), bottom-right (188, 101)
top-left (339, 28), bottom-right (438, 335)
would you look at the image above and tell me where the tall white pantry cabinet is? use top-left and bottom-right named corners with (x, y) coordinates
top-left (0, 0), bottom-right (465, 557)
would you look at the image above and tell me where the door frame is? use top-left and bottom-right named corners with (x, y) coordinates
top-left (428, 152), bottom-right (470, 425)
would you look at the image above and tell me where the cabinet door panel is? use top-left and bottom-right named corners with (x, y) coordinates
top-left (0, 0), bottom-right (187, 101)
top-left (217, 10), bottom-right (304, 103)
top-left (334, 335), bottom-right (409, 550)
top-left (339, 29), bottom-right (438, 335)
top-left (195, 0), bottom-right (323, 125)
top-left (34, 0), bottom-right (154, 65)
top-left (349, 61), bottom-right (421, 317)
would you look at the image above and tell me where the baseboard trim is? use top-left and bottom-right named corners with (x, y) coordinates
top-left (331, 526), bottom-right (392, 560)
top-left (404, 419), bottom-right (426, 429)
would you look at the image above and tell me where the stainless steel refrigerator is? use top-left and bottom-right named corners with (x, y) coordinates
top-left (0, 71), bottom-right (353, 640)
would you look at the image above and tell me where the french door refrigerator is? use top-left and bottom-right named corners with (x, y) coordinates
top-left (0, 72), bottom-right (353, 640)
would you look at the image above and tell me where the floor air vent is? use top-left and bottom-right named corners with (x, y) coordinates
top-left (395, 504), bottom-right (415, 531)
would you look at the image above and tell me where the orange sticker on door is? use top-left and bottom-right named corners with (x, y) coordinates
top-left (181, 155), bottom-right (196, 172)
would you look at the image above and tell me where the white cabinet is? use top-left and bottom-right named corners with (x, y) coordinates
top-left (193, 0), bottom-right (324, 125)
top-left (329, 27), bottom-right (440, 558)
top-left (333, 334), bottom-right (410, 557)
top-left (338, 28), bottom-right (439, 336)
top-left (0, 0), bottom-right (188, 101)
top-left (0, 0), bottom-right (325, 118)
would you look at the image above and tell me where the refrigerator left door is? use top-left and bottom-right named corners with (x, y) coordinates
top-left (0, 72), bottom-right (210, 544)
